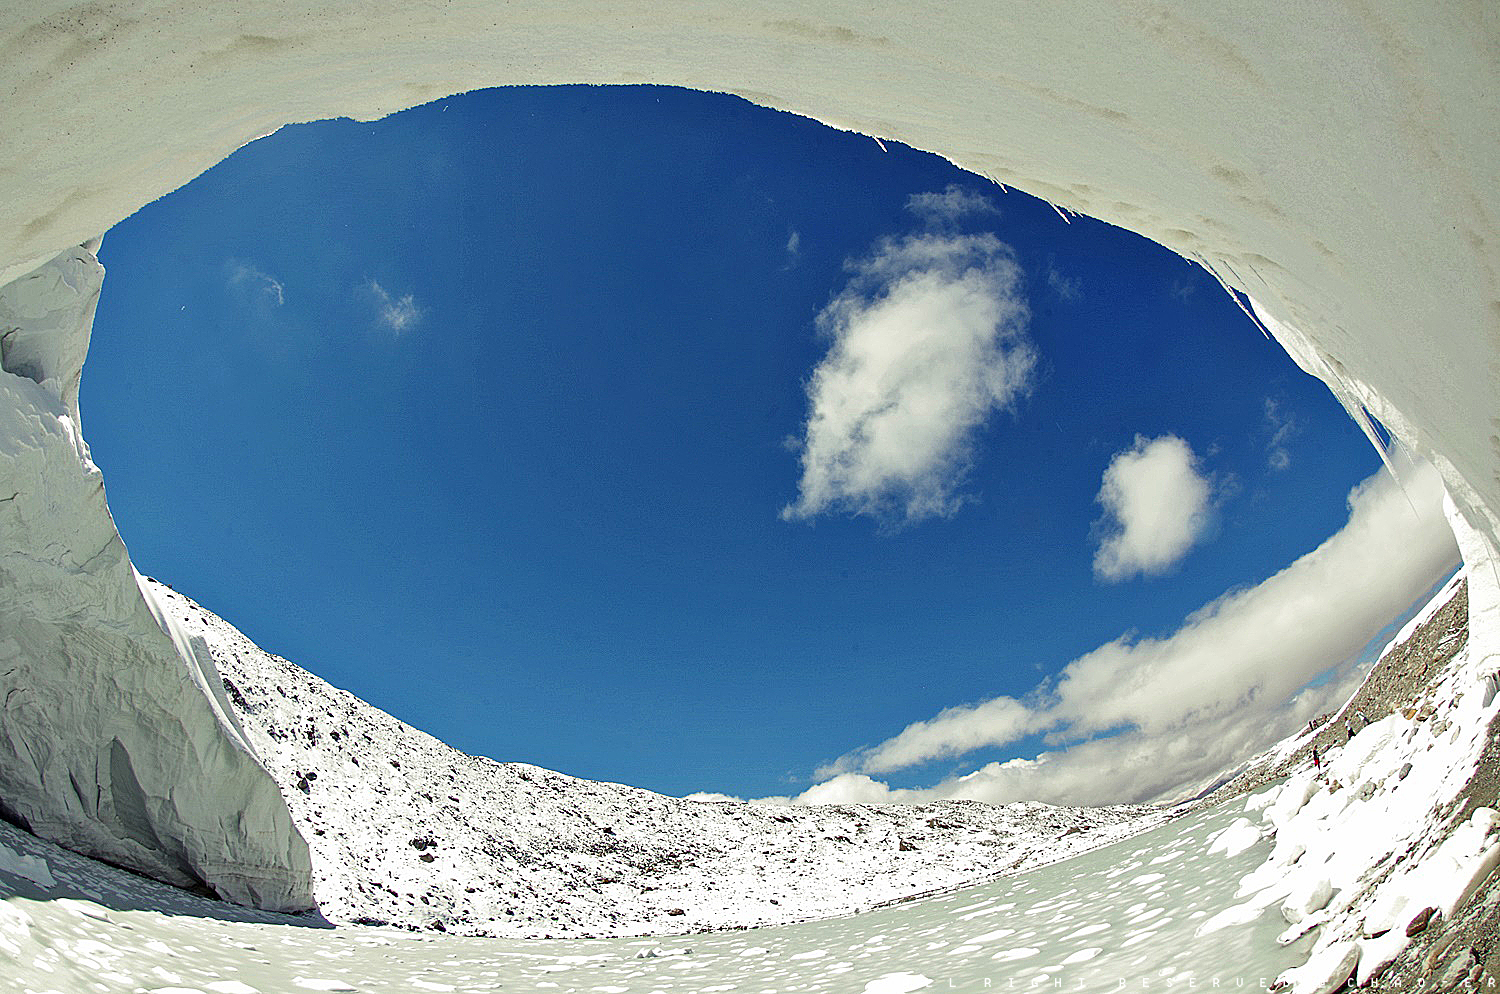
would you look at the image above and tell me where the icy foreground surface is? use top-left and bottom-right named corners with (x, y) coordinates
top-left (149, 579), bottom-right (1157, 938)
top-left (0, 786), bottom-right (1304, 992)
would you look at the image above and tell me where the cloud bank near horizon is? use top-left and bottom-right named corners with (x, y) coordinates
top-left (699, 459), bottom-right (1459, 808)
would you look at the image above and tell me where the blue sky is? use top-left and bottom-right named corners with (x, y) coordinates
top-left (82, 85), bottom-right (1458, 805)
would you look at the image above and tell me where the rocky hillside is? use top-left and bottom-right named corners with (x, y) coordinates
top-left (145, 579), bottom-right (1159, 938)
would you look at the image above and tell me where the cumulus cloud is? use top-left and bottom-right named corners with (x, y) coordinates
top-left (904, 184), bottom-right (1000, 225)
top-left (803, 459), bottom-right (1459, 806)
top-left (363, 279), bottom-right (422, 332)
top-left (781, 231), bottom-right (1036, 526)
top-left (1092, 434), bottom-right (1214, 582)
top-left (682, 791), bottom-right (744, 804)
top-left (226, 261), bottom-right (285, 307)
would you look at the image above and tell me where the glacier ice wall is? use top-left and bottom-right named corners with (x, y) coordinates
top-left (0, 245), bottom-right (314, 911)
top-left (0, 1), bottom-right (1494, 902)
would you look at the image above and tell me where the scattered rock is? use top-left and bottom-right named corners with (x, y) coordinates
top-left (1433, 947), bottom-right (1476, 990)
top-left (1275, 941), bottom-right (1359, 994)
top-left (1282, 877), bottom-right (1334, 924)
top-left (1405, 906), bottom-right (1437, 936)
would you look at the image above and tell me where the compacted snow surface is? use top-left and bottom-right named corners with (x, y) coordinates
top-left (0, 795), bottom-right (1302, 992)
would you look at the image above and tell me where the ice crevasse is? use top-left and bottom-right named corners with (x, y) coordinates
top-left (0, 0), bottom-right (1495, 911)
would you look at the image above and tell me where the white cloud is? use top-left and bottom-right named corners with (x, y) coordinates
top-left (819, 695), bottom-right (1034, 777)
top-left (227, 261), bottom-right (285, 307)
top-left (363, 279), bottom-right (421, 332)
top-left (797, 773), bottom-right (896, 806)
top-left (1092, 434), bottom-right (1214, 582)
top-left (802, 460), bottom-right (1459, 806)
top-left (1265, 397), bottom-right (1299, 471)
top-left (1046, 265), bottom-right (1082, 302)
top-left (781, 232), bottom-right (1036, 526)
top-left (905, 184), bottom-right (1000, 225)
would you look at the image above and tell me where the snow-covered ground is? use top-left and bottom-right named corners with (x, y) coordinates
top-left (0, 772), bottom-right (1302, 993)
top-left (141, 578), bottom-right (1159, 938)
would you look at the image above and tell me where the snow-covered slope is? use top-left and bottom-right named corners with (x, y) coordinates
top-left (1166, 571), bottom-right (1500, 991)
top-left (146, 578), bottom-right (1156, 937)
top-left (0, 775), bottom-right (1307, 993)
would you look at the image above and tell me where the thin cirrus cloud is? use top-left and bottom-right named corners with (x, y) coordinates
top-left (226, 260), bottom-right (285, 307)
top-left (1092, 434), bottom-right (1215, 582)
top-left (793, 458), bottom-right (1459, 807)
top-left (1265, 397), bottom-right (1299, 472)
top-left (1045, 264), bottom-right (1082, 302)
top-left (905, 184), bottom-right (1001, 226)
top-left (781, 190), bottom-right (1036, 527)
top-left (362, 279), bottom-right (422, 332)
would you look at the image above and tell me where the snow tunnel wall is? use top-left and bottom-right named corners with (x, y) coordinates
top-left (0, 1), bottom-right (1495, 904)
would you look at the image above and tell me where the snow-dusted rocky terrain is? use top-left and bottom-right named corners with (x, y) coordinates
top-left (1204, 571), bottom-right (1500, 990)
top-left (146, 577), bottom-right (1158, 938)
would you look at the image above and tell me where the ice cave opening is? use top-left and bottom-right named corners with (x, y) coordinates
top-left (73, 81), bottom-right (1446, 815)
top-left (0, 0), bottom-right (1494, 932)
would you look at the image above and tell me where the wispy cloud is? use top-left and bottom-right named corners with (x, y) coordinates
top-left (1045, 264), bottom-right (1082, 302)
top-left (827, 696), bottom-right (1036, 776)
top-left (362, 279), bottom-right (422, 332)
top-left (781, 231), bottom-right (1036, 527)
top-left (1264, 397), bottom-right (1299, 471)
top-left (904, 184), bottom-right (1000, 226)
top-left (226, 261), bottom-right (285, 307)
top-left (806, 459), bottom-right (1459, 805)
top-left (1092, 434), bottom-right (1214, 582)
